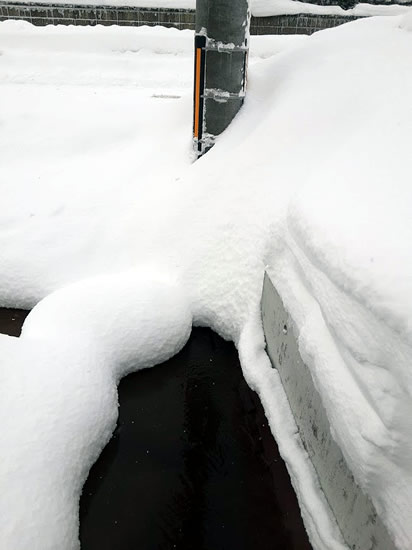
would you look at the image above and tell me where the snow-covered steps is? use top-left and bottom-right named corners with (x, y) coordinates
top-left (261, 273), bottom-right (396, 550)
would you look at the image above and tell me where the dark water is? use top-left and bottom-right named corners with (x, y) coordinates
top-left (0, 309), bottom-right (311, 550)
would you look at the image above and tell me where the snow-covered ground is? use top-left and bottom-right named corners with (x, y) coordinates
top-left (1, 15), bottom-right (412, 550)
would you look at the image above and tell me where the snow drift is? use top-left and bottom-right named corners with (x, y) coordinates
top-left (1, 271), bottom-right (192, 550)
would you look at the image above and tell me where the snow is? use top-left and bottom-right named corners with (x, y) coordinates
top-left (271, 40), bottom-right (412, 543)
top-left (1, 14), bottom-right (412, 550)
top-left (1, 271), bottom-right (192, 550)
top-left (263, 15), bottom-right (412, 549)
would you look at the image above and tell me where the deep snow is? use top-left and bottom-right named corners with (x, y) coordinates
top-left (1, 271), bottom-right (192, 549)
top-left (1, 15), bottom-right (412, 550)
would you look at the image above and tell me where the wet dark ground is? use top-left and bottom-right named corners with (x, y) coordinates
top-left (0, 308), bottom-right (312, 550)
top-left (0, 308), bottom-right (29, 337)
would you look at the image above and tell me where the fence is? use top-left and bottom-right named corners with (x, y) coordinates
top-left (0, 3), bottom-right (362, 33)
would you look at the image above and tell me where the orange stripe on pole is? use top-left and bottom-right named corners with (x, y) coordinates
top-left (194, 47), bottom-right (202, 139)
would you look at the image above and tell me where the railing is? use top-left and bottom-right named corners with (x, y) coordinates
top-left (0, 3), bottom-right (362, 34)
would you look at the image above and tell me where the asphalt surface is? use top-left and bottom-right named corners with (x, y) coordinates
top-left (0, 308), bottom-right (312, 550)
top-left (0, 308), bottom-right (29, 337)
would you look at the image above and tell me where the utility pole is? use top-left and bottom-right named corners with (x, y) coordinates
top-left (193, 0), bottom-right (251, 157)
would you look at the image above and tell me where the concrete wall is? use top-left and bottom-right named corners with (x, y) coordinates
top-left (261, 273), bottom-right (397, 550)
top-left (0, 2), bottom-right (362, 33)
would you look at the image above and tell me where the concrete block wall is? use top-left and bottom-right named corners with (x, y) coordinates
top-left (0, 3), bottom-right (363, 33)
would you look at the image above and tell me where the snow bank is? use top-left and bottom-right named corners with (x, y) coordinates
top-left (1, 271), bottom-right (192, 550)
top-left (263, 15), bottom-right (412, 550)
top-left (273, 72), bottom-right (412, 545)
top-left (1, 14), bottom-right (412, 550)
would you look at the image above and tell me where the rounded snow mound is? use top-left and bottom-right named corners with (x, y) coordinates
top-left (22, 268), bottom-right (193, 378)
top-left (0, 268), bottom-right (192, 550)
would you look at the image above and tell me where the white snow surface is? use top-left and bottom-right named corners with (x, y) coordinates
top-left (1, 16), bottom-right (412, 550)
top-left (1, 271), bottom-right (192, 549)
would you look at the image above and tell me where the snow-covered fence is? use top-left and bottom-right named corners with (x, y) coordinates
top-left (252, 13), bottom-right (360, 33)
top-left (0, 3), bottom-right (196, 27)
top-left (0, 3), bottom-right (362, 33)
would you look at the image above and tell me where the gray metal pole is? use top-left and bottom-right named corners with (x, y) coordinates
top-left (193, 0), bottom-right (251, 157)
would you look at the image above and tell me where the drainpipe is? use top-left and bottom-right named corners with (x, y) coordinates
top-left (193, 0), bottom-right (251, 157)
